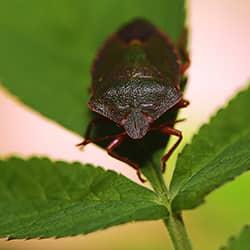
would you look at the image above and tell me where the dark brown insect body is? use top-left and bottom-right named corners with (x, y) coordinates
top-left (78, 19), bottom-right (190, 181)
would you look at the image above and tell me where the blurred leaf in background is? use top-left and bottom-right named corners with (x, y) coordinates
top-left (0, 0), bottom-right (185, 135)
top-left (220, 226), bottom-right (250, 250)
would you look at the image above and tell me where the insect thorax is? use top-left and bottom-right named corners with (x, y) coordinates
top-left (89, 77), bottom-right (181, 139)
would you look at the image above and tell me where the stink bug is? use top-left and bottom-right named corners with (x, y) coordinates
top-left (78, 18), bottom-right (190, 182)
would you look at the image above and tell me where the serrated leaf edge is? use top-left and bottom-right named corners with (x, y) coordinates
top-left (170, 84), bottom-right (250, 201)
top-left (220, 225), bottom-right (250, 250)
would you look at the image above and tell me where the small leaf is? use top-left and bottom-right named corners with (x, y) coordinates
top-left (0, 157), bottom-right (167, 239)
top-left (220, 226), bottom-right (250, 250)
top-left (0, 0), bottom-right (185, 135)
top-left (170, 85), bottom-right (250, 211)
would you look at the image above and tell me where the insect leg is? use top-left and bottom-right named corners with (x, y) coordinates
top-left (76, 131), bottom-right (126, 147)
top-left (77, 116), bottom-right (111, 147)
top-left (106, 136), bottom-right (146, 183)
top-left (149, 118), bottom-right (185, 133)
top-left (159, 127), bottom-right (183, 172)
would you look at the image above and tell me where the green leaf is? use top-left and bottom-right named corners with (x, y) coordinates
top-left (0, 0), bottom-right (185, 135)
top-left (220, 226), bottom-right (250, 250)
top-left (0, 157), bottom-right (167, 239)
top-left (170, 85), bottom-right (250, 211)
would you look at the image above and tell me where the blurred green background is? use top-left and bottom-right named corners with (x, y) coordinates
top-left (0, 0), bottom-right (249, 249)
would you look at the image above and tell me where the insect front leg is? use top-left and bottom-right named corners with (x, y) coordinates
top-left (159, 127), bottom-right (183, 172)
top-left (106, 135), bottom-right (146, 183)
top-left (76, 131), bottom-right (126, 147)
top-left (77, 116), bottom-right (111, 147)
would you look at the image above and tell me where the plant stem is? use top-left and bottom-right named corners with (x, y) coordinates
top-left (164, 213), bottom-right (193, 250)
top-left (142, 160), bottom-right (168, 195)
top-left (142, 161), bottom-right (193, 250)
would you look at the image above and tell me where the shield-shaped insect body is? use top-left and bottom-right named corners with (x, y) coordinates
top-left (78, 18), bottom-right (190, 181)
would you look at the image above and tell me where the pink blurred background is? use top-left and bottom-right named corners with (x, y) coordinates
top-left (0, 0), bottom-right (250, 249)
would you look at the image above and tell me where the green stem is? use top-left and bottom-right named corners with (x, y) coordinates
top-left (142, 162), bottom-right (193, 250)
top-left (164, 213), bottom-right (193, 250)
top-left (142, 160), bottom-right (168, 195)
